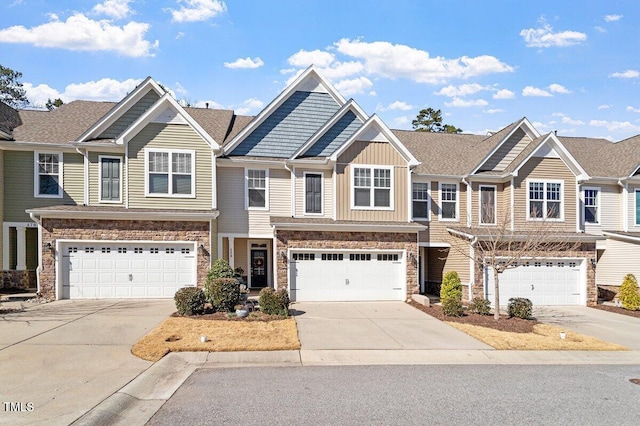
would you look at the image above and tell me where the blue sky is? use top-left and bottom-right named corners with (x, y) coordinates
top-left (1, 0), bottom-right (639, 140)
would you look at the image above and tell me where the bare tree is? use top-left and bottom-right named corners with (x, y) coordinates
top-left (447, 205), bottom-right (581, 320)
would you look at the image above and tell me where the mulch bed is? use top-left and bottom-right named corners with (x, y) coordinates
top-left (409, 300), bottom-right (537, 333)
top-left (170, 310), bottom-right (289, 322)
top-left (591, 304), bottom-right (640, 319)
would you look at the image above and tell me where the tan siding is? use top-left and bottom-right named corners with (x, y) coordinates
top-left (513, 157), bottom-right (577, 232)
top-left (248, 168), bottom-right (290, 235)
top-left (4, 151), bottom-right (80, 222)
top-left (127, 123), bottom-right (212, 209)
top-left (217, 167), bottom-right (248, 234)
top-left (294, 168), bottom-right (333, 218)
top-left (62, 153), bottom-right (84, 204)
top-left (234, 238), bottom-right (248, 273)
top-left (483, 128), bottom-right (531, 171)
top-left (88, 152), bottom-right (126, 205)
top-left (428, 181), bottom-right (466, 242)
top-left (221, 237), bottom-right (229, 261)
top-left (596, 239), bottom-right (640, 287)
top-left (426, 246), bottom-right (471, 285)
top-left (583, 184), bottom-right (620, 235)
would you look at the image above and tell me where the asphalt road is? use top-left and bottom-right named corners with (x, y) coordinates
top-left (148, 364), bottom-right (640, 425)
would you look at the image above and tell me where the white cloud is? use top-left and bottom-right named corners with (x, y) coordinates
top-left (0, 13), bottom-right (158, 57)
top-left (609, 69), bottom-right (639, 78)
top-left (589, 119), bottom-right (640, 133)
top-left (24, 78), bottom-right (141, 106)
top-left (380, 101), bottom-right (413, 111)
top-left (333, 38), bottom-right (513, 83)
top-left (522, 86), bottom-right (552, 97)
top-left (444, 98), bottom-right (488, 107)
top-left (334, 76), bottom-right (373, 96)
top-left (493, 89), bottom-right (515, 99)
top-left (176, 31), bottom-right (185, 39)
top-left (434, 83), bottom-right (487, 97)
top-left (548, 83), bottom-right (570, 94)
top-left (393, 116), bottom-right (410, 127)
top-left (598, 104), bottom-right (611, 110)
top-left (594, 26), bottom-right (606, 33)
top-left (92, 0), bottom-right (132, 19)
top-left (604, 14), bottom-right (623, 22)
top-left (235, 97), bottom-right (264, 115)
top-left (553, 113), bottom-right (584, 126)
top-left (224, 57), bottom-right (264, 69)
top-left (519, 19), bottom-right (587, 48)
top-left (288, 49), bottom-right (335, 68)
top-left (174, 82), bottom-right (188, 97)
top-left (484, 108), bottom-right (504, 114)
top-left (626, 106), bottom-right (640, 113)
top-left (169, 0), bottom-right (226, 23)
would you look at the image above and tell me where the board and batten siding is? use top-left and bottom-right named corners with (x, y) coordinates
top-left (294, 168), bottom-right (334, 218)
top-left (336, 140), bottom-right (409, 221)
top-left (127, 123), bottom-right (212, 209)
top-left (426, 246), bottom-right (470, 284)
top-left (513, 157), bottom-right (576, 232)
top-left (596, 238), bottom-right (640, 287)
top-left (583, 184), bottom-right (620, 235)
top-left (88, 152), bottom-right (126, 205)
top-left (99, 90), bottom-right (160, 139)
top-left (3, 151), bottom-right (83, 222)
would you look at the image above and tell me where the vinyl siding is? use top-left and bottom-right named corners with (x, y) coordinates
top-left (127, 123), bottom-right (212, 209)
top-left (217, 167), bottom-right (249, 234)
top-left (427, 180), bottom-right (467, 242)
top-left (426, 246), bottom-right (470, 285)
top-left (88, 152), bottom-right (126, 205)
top-left (294, 168), bottom-right (334, 218)
top-left (234, 238), bottom-right (248, 274)
top-left (99, 90), bottom-right (160, 139)
top-left (248, 168), bottom-right (290, 234)
top-left (3, 151), bottom-right (82, 222)
top-left (336, 140), bottom-right (409, 221)
top-left (513, 157), bottom-right (577, 232)
top-left (583, 184), bottom-right (620, 235)
top-left (596, 238), bottom-right (640, 287)
top-left (481, 128), bottom-right (531, 172)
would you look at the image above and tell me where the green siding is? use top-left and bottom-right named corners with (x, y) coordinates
top-left (99, 90), bottom-right (160, 139)
top-left (3, 151), bottom-right (82, 222)
top-left (127, 123), bottom-right (213, 209)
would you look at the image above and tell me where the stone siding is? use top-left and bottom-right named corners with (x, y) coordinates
top-left (275, 230), bottom-right (419, 300)
top-left (1, 270), bottom-right (36, 289)
top-left (39, 218), bottom-right (211, 299)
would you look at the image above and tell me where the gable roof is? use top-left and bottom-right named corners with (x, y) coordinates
top-left (510, 132), bottom-right (588, 179)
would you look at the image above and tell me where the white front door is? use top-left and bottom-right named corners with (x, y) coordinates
top-left (61, 241), bottom-right (196, 299)
top-left (289, 251), bottom-right (405, 302)
top-left (485, 259), bottom-right (583, 306)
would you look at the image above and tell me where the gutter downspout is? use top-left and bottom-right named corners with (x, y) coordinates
top-left (470, 235), bottom-right (478, 300)
top-left (462, 176), bottom-right (472, 227)
top-left (284, 162), bottom-right (295, 217)
top-left (618, 179), bottom-right (628, 232)
top-left (29, 212), bottom-right (42, 296)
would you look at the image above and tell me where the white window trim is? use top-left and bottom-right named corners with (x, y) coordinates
top-left (412, 180), bottom-right (431, 221)
top-left (479, 184), bottom-right (497, 226)
top-left (526, 178), bottom-right (564, 222)
top-left (34, 151), bottom-right (63, 198)
top-left (245, 168), bottom-right (269, 211)
top-left (98, 155), bottom-right (123, 204)
top-left (350, 164), bottom-right (394, 211)
top-left (144, 148), bottom-right (196, 198)
top-left (438, 181), bottom-right (459, 222)
top-left (303, 171), bottom-right (324, 216)
top-left (581, 186), bottom-right (601, 225)
top-left (635, 188), bottom-right (640, 226)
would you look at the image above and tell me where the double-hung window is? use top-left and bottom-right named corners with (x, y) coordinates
top-left (583, 187), bottom-right (600, 224)
top-left (412, 182), bottom-right (430, 220)
top-left (146, 149), bottom-right (194, 197)
top-left (528, 180), bottom-right (563, 220)
top-left (635, 189), bottom-right (640, 226)
top-left (34, 152), bottom-right (62, 198)
top-left (246, 169), bottom-right (268, 209)
top-left (439, 182), bottom-right (458, 220)
top-left (352, 166), bottom-right (393, 209)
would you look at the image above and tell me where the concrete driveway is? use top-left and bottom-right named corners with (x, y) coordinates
top-left (292, 302), bottom-right (491, 350)
top-left (0, 299), bottom-right (174, 425)
top-left (534, 306), bottom-right (640, 350)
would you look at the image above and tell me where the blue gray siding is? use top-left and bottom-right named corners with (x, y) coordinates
top-left (303, 110), bottom-right (363, 157)
top-left (229, 91), bottom-right (340, 158)
top-left (99, 90), bottom-right (160, 139)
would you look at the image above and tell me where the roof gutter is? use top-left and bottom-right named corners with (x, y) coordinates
top-left (25, 208), bottom-right (220, 222)
top-left (272, 222), bottom-right (427, 233)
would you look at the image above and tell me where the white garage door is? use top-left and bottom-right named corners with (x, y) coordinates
top-left (485, 259), bottom-right (582, 306)
top-left (289, 251), bottom-right (404, 302)
top-left (61, 241), bottom-right (196, 299)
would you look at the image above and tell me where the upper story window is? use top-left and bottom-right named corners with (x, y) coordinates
top-left (99, 156), bottom-right (122, 203)
top-left (528, 180), bottom-right (563, 220)
top-left (304, 172), bottom-right (323, 215)
top-left (145, 149), bottom-right (195, 197)
top-left (246, 169), bottom-right (268, 210)
top-left (412, 182), bottom-right (430, 220)
top-left (635, 189), bottom-right (640, 226)
top-left (479, 185), bottom-right (497, 225)
top-left (352, 166), bottom-right (393, 210)
top-left (439, 182), bottom-right (458, 221)
top-left (34, 152), bottom-right (62, 198)
top-left (583, 187), bottom-right (600, 225)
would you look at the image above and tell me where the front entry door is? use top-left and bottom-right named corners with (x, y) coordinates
top-left (250, 249), bottom-right (268, 288)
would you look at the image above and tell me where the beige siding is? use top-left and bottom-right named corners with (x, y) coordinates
top-left (88, 152), bottom-right (126, 205)
top-left (217, 167), bottom-right (249, 234)
top-left (629, 184), bottom-right (640, 232)
top-left (3, 151), bottom-right (81, 222)
top-left (234, 238), bottom-right (248, 273)
top-left (248, 168), bottom-right (290, 235)
top-left (513, 157), bottom-right (577, 232)
top-left (127, 123), bottom-right (212, 209)
top-left (222, 237), bottom-right (229, 261)
top-left (482, 128), bottom-right (531, 172)
top-left (583, 184), bottom-right (620, 235)
top-left (428, 181), bottom-right (467, 242)
top-left (426, 246), bottom-right (470, 285)
top-left (294, 168), bottom-right (334, 218)
top-left (336, 140), bottom-right (409, 222)
top-left (596, 239), bottom-right (640, 287)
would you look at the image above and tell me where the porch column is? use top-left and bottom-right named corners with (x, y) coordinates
top-left (16, 226), bottom-right (26, 271)
top-left (228, 237), bottom-right (234, 269)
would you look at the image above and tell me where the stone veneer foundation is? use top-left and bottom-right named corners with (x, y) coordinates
top-left (275, 230), bottom-right (419, 300)
top-left (39, 218), bottom-right (211, 299)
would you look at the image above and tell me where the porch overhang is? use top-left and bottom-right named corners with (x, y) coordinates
top-left (26, 205), bottom-right (220, 222)
top-left (271, 216), bottom-right (426, 233)
top-left (447, 226), bottom-right (606, 243)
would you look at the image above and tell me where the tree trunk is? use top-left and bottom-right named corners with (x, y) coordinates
top-left (493, 268), bottom-right (501, 320)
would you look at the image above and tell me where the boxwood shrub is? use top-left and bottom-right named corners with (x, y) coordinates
top-left (174, 287), bottom-right (205, 316)
top-left (204, 277), bottom-right (240, 312)
top-left (258, 288), bottom-right (290, 316)
top-left (468, 297), bottom-right (491, 315)
top-left (507, 297), bottom-right (533, 320)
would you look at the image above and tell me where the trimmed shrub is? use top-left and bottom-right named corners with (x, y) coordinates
top-left (468, 297), bottom-right (491, 315)
top-left (618, 273), bottom-right (640, 311)
top-left (207, 259), bottom-right (236, 281)
top-left (204, 277), bottom-right (240, 312)
top-left (442, 297), bottom-right (464, 317)
top-left (174, 287), bottom-right (205, 316)
top-left (440, 271), bottom-right (463, 316)
top-left (507, 297), bottom-right (533, 320)
top-left (259, 287), bottom-right (290, 316)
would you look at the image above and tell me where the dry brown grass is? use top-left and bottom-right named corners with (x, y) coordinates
top-left (447, 322), bottom-right (629, 351)
top-left (132, 316), bottom-right (301, 361)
